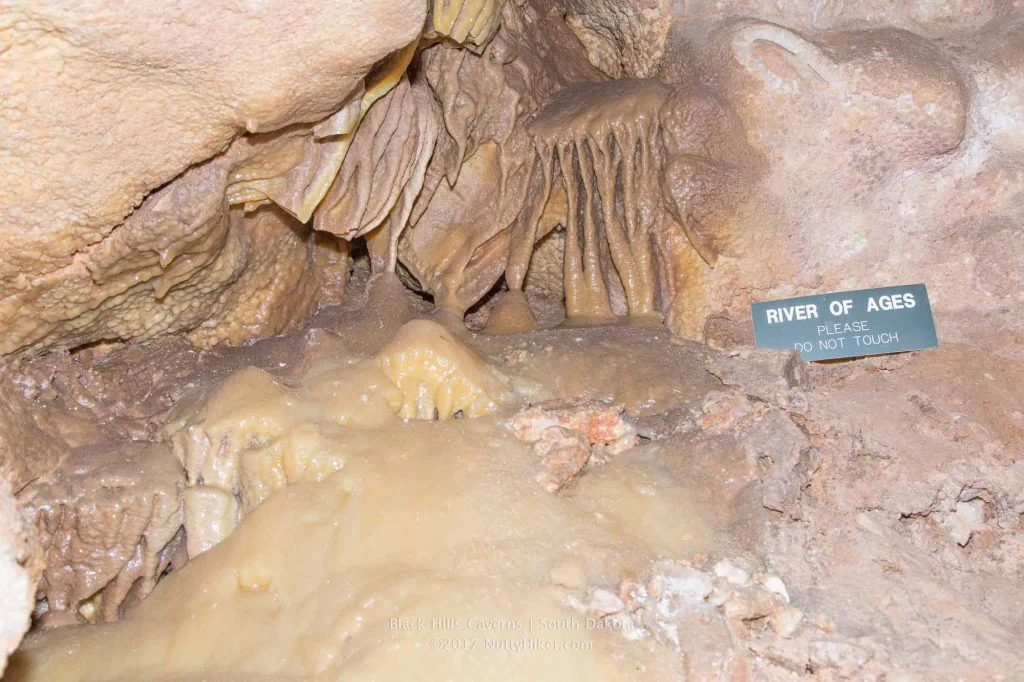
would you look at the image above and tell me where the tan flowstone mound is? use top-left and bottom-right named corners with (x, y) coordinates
top-left (375, 319), bottom-right (513, 419)
top-left (168, 319), bottom-right (514, 556)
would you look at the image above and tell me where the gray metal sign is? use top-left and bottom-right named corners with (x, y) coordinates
top-left (751, 284), bottom-right (938, 361)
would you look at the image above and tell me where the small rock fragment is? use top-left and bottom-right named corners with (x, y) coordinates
top-left (656, 566), bottom-right (714, 618)
top-left (647, 575), bottom-right (664, 601)
top-left (510, 399), bottom-right (641, 491)
top-left (771, 607), bottom-right (804, 638)
top-left (761, 575), bottom-right (790, 603)
top-left (534, 426), bottom-right (592, 492)
top-left (713, 558), bottom-right (751, 586)
top-left (720, 586), bottom-right (779, 623)
top-left (810, 612), bottom-right (836, 633)
top-left (604, 610), bottom-right (648, 641)
top-left (509, 399), bottom-right (638, 452)
top-left (943, 498), bottom-right (986, 547)
top-left (697, 391), bottom-right (755, 433)
top-left (749, 637), bottom-right (812, 674)
top-left (588, 588), bottom-right (626, 616)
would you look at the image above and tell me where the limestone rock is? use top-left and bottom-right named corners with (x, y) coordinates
top-left (533, 426), bottom-right (592, 492)
top-left (18, 443), bottom-right (184, 625)
top-left (0, 480), bottom-right (42, 676)
top-left (0, 0), bottom-right (425, 355)
top-left (508, 399), bottom-right (638, 452)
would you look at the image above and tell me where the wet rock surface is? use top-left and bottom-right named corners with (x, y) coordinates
top-left (2, 0), bottom-right (1024, 677)
top-left (0, 281), bottom-right (1021, 677)
top-left (19, 443), bottom-right (185, 626)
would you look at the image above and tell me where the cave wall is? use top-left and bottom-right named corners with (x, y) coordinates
top-left (1, 0), bottom-right (1023, 673)
top-left (4, 0), bottom-right (1019, 359)
top-left (0, 0), bottom-right (425, 354)
top-left (561, 0), bottom-right (1024, 357)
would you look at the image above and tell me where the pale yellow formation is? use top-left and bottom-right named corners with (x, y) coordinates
top-left (9, 417), bottom-right (708, 681)
top-left (226, 40), bottom-right (420, 222)
top-left (432, 0), bottom-right (501, 50)
top-left (167, 362), bottom-right (401, 556)
top-left (375, 319), bottom-right (512, 419)
top-left (168, 320), bottom-right (511, 555)
top-left (170, 368), bottom-right (318, 556)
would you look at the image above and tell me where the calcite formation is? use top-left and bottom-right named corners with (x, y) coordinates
top-left (18, 444), bottom-right (184, 626)
top-left (376, 319), bottom-right (513, 419)
top-left (505, 79), bottom-right (748, 324)
top-left (509, 399), bottom-right (639, 491)
top-left (431, 0), bottom-right (503, 49)
top-left (0, 0), bottom-right (428, 356)
top-left (2, 301), bottom-right (1023, 679)
top-left (1, 0), bottom-right (1021, 358)
top-left (168, 319), bottom-right (512, 556)
top-left (2, 0), bottom-right (1024, 678)
top-left (7, 407), bottom-right (711, 682)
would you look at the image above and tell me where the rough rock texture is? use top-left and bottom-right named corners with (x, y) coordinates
top-left (2, 0), bottom-right (1024, 677)
top-left (508, 399), bottom-right (637, 449)
top-left (543, 0), bottom-right (1024, 359)
top-left (557, 0), bottom-right (673, 78)
top-left (530, 426), bottom-right (592, 492)
top-left (509, 399), bottom-right (639, 491)
top-left (0, 0), bottom-right (425, 355)
top-left (3, 0), bottom-right (1022, 361)
top-left (682, 345), bottom-right (1024, 677)
top-left (0, 481), bottom-right (42, 677)
top-left (19, 443), bottom-right (185, 626)
top-left (2, 278), bottom-right (1023, 677)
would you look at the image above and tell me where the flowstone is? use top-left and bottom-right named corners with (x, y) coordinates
top-left (167, 319), bottom-right (514, 556)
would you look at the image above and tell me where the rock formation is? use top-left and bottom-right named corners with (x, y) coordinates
top-left (1, 0), bottom-right (1023, 678)
top-left (0, 481), bottom-right (41, 677)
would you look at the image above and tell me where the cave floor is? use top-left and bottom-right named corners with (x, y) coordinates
top-left (3, 278), bottom-right (1023, 680)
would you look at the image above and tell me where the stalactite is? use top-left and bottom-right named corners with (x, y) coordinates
top-left (505, 152), bottom-right (547, 292)
top-left (516, 80), bottom-right (681, 325)
top-left (225, 40), bottom-right (419, 223)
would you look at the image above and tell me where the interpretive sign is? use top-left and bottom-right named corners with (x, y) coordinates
top-left (751, 284), bottom-right (938, 361)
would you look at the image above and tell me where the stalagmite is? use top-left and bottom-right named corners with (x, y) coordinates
top-left (166, 319), bottom-right (511, 556)
top-left (6, 1), bottom-right (1022, 680)
top-left (375, 319), bottom-right (513, 419)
